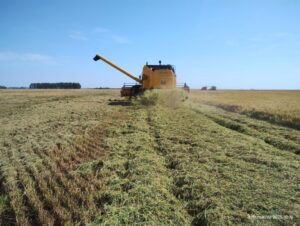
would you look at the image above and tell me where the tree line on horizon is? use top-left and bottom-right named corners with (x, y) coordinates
top-left (29, 83), bottom-right (81, 89)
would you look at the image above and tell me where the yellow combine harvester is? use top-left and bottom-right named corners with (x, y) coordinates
top-left (93, 54), bottom-right (189, 97)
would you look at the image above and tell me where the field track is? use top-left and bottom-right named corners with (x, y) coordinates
top-left (0, 90), bottom-right (299, 225)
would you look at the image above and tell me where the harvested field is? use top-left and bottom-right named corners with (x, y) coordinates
top-left (0, 89), bottom-right (299, 225)
top-left (190, 90), bottom-right (300, 129)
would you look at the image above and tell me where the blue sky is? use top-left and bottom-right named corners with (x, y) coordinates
top-left (0, 0), bottom-right (299, 89)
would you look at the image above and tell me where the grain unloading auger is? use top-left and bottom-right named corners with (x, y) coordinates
top-left (93, 54), bottom-right (190, 97)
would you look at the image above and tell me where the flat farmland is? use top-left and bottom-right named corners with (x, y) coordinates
top-left (190, 90), bottom-right (300, 129)
top-left (0, 89), bottom-right (299, 226)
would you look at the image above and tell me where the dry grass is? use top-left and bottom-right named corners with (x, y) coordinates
top-left (0, 89), bottom-right (123, 225)
top-left (190, 90), bottom-right (300, 129)
top-left (0, 89), bottom-right (299, 225)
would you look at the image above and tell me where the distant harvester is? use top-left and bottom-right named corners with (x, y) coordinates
top-left (201, 86), bottom-right (217, 90)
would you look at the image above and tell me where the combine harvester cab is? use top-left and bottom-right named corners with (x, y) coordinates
top-left (93, 54), bottom-right (189, 97)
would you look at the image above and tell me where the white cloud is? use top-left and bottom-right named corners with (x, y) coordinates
top-left (68, 31), bottom-right (88, 41)
top-left (0, 52), bottom-right (54, 62)
top-left (112, 35), bottom-right (130, 44)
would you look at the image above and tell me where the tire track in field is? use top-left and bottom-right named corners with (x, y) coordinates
top-left (0, 168), bottom-right (16, 226)
top-left (7, 146), bottom-right (72, 225)
top-left (200, 101), bottom-right (300, 130)
top-left (145, 108), bottom-right (211, 225)
top-left (1, 149), bottom-right (45, 226)
top-left (2, 128), bottom-right (107, 225)
top-left (148, 105), bottom-right (299, 225)
top-left (192, 105), bottom-right (300, 155)
top-left (193, 103), bottom-right (300, 141)
top-left (0, 106), bottom-right (126, 225)
top-left (202, 103), bottom-right (300, 144)
top-left (25, 122), bottom-right (115, 224)
top-left (203, 112), bottom-right (300, 154)
top-left (92, 107), bottom-right (192, 225)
